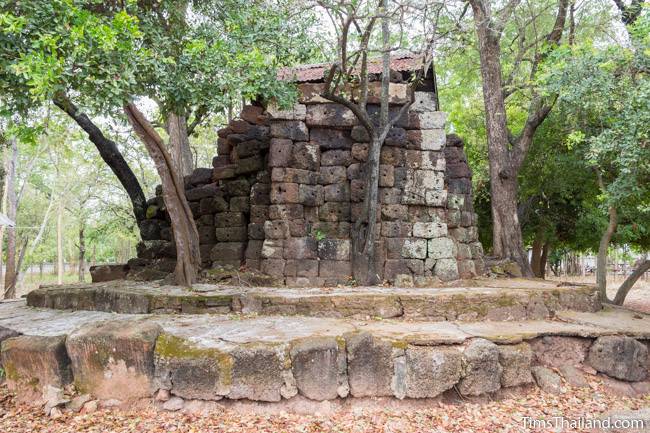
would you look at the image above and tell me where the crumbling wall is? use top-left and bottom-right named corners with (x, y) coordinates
top-left (133, 84), bottom-right (483, 286)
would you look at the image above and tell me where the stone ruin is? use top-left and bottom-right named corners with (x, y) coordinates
top-left (131, 56), bottom-right (484, 286)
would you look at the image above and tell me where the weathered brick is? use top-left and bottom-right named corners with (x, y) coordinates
top-left (247, 223), bottom-right (265, 240)
top-left (210, 242), bottom-right (246, 261)
top-left (266, 102), bottom-right (306, 120)
top-left (284, 259), bottom-right (319, 277)
top-left (350, 180), bottom-right (366, 202)
top-left (318, 239), bottom-right (351, 261)
top-left (407, 111), bottom-right (447, 129)
top-left (351, 142), bottom-right (369, 161)
top-left (319, 202), bottom-right (351, 222)
top-left (284, 237), bottom-right (318, 259)
top-left (407, 129), bottom-right (446, 150)
top-left (269, 139), bottom-right (293, 167)
top-left (410, 91), bottom-right (437, 112)
top-left (379, 187), bottom-right (401, 204)
top-left (198, 225), bottom-right (217, 245)
top-left (264, 220), bottom-right (290, 239)
top-left (261, 258), bottom-right (286, 277)
top-left (250, 183), bottom-right (271, 205)
top-left (214, 212), bottom-right (246, 228)
top-left (269, 204), bottom-right (304, 220)
top-left (299, 184), bottom-right (324, 206)
top-left (250, 205), bottom-right (269, 223)
top-left (379, 165), bottom-right (394, 187)
top-left (381, 222), bottom-right (412, 237)
top-left (289, 219), bottom-right (308, 237)
top-left (319, 166), bottom-right (347, 184)
top-left (319, 260), bottom-right (352, 278)
top-left (215, 226), bottom-right (247, 242)
top-left (245, 240), bottom-right (264, 259)
top-left (323, 182), bottom-right (350, 202)
top-left (310, 128), bottom-right (353, 150)
top-left (270, 120), bottom-right (309, 141)
top-left (381, 204), bottom-right (408, 221)
top-left (292, 142), bottom-right (320, 171)
top-left (380, 147), bottom-right (404, 166)
top-left (261, 239), bottom-right (284, 259)
top-left (321, 150), bottom-right (352, 166)
top-left (413, 222), bottom-right (448, 238)
top-left (270, 182), bottom-right (301, 204)
top-left (428, 237), bottom-right (455, 259)
top-left (271, 167), bottom-right (319, 185)
top-left (306, 104), bottom-right (358, 127)
top-left (230, 196), bottom-right (250, 212)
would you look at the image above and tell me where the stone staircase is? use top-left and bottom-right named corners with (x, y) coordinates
top-left (1, 280), bottom-right (649, 413)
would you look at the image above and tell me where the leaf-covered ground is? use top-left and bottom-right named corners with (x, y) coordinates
top-left (1, 376), bottom-right (648, 433)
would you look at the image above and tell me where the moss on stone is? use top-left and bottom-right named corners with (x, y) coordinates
top-left (145, 205), bottom-right (159, 219)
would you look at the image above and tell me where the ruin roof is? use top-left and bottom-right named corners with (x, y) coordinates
top-left (277, 53), bottom-right (425, 83)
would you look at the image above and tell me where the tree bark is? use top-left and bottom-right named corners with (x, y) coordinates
top-left (540, 241), bottom-right (549, 279)
top-left (3, 138), bottom-right (18, 299)
top-left (124, 103), bottom-right (201, 287)
top-left (78, 225), bottom-right (86, 282)
top-left (57, 201), bottom-right (64, 285)
top-left (597, 206), bottom-right (617, 301)
top-left (53, 95), bottom-right (147, 224)
top-left (469, 0), bottom-right (568, 277)
top-left (612, 260), bottom-right (650, 305)
top-left (167, 113), bottom-right (194, 177)
top-left (531, 225), bottom-right (544, 277)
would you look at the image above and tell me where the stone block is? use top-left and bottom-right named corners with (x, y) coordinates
top-left (215, 226), bottom-right (247, 242)
top-left (261, 239), bottom-right (284, 259)
top-left (351, 125), bottom-right (370, 142)
top-left (230, 119), bottom-right (251, 134)
top-left (240, 105), bottom-right (266, 124)
top-left (404, 346), bottom-right (462, 398)
top-left (310, 128), bottom-right (353, 150)
top-left (381, 222), bottom-right (412, 237)
top-left (227, 346), bottom-right (285, 402)
top-left (155, 334), bottom-right (232, 400)
top-left (447, 162), bottom-right (472, 179)
top-left (323, 182), bottom-right (351, 202)
top-left (198, 225), bottom-right (217, 245)
top-left (318, 239), bottom-right (351, 261)
top-left (284, 237), bottom-right (318, 260)
top-left (269, 138), bottom-right (293, 168)
top-left (407, 129), bottom-right (446, 151)
top-left (284, 259), bottom-right (319, 277)
top-left (384, 127), bottom-right (408, 147)
top-left (530, 336), bottom-right (591, 368)
top-left (264, 220), bottom-right (290, 239)
top-left (351, 142), bottom-right (369, 161)
top-left (379, 188), bottom-right (401, 204)
top-left (306, 104), bottom-right (357, 127)
top-left (261, 258), bottom-right (286, 277)
top-left (269, 204), bottom-right (304, 220)
top-left (410, 91), bottom-right (437, 112)
top-left (299, 184), bottom-right (324, 206)
top-left (434, 258), bottom-right (459, 281)
top-left (350, 180), bottom-right (366, 202)
top-left (319, 260), bottom-right (352, 278)
top-left (347, 163), bottom-right (366, 180)
top-left (271, 167), bottom-right (319, 185)
top-left (401, 238), bottom-right (428, 259)
top-left (428, 237), bottom-right (455, 259)
top-left (319, 202), bottom-right (351, 222)
top-left (405, 150), bottom-right (445, 171)
top-left (297, 83), bottom-right (330, 104)
top-left (588, 336), bottom-right (648, 381)
top-left (346, 333), bottom-right (394, 397)
top-left (321, 150), bottom-right (352, 166)
top-left (229, 196), bottom-right (250, 212)
top-left (185, 183), bottom-right (220, 202)
top-left (531, 366), bottom-right (561, 394)
top-left (222, 179), bottom-right (250, 197)
top-left (379, 165), bottom-right (394, 187)
top-left (292, 142), bottom-right (320, 171)
top-left (407, 111), bottom-right (447, 129)
top-left (249, 183), bottom-right (271, 205)
top-left (413, 222), bottom-right (448, 238)
top-left (266, 102), bottom-right (306, 120)
top-left (210, 242), bottom-right (245, 261)
top-left (380, 147), bottom-right (404, 166)
top-left (384, 259), bottom-right (424, 280)
top-left (200, 196), bottom-right (229, 215)
top-left (90, 264), bottom-right (129, 283)
top-left (185, 167), bottom-right (214, 186)
top-left (235, 155), bottom-right (263, 175)
top-left (290, 337), bottom-right (347, 401)
top-left (270, 182), bottom-right (301, 204)
top-left (1, 335), bottom-right (71, 394)
top-left (381, 204), bottom-right (408, 221)
top-left (312, 222), bottom-right (351, 239)
top-left (498, 343), bottom-right (533, 388)
top-left (270, 120), bottom-right (309, 141)
top-left (458, 339), bottom-right (502, 396)
top-left (245, 240), bottom-right (263, 260)
top-left (356, 82), bottom-right (410, 105)
top-left (426, 190), bottom-right (448, 206)
top-left (250, 205), bottom-right (269, 223)
top-left (247, 223), bottom-right (265, 240)
top-left (319, 166), bottom-right (347, 184)
top-left (66, 320), bottom-right (161, 399)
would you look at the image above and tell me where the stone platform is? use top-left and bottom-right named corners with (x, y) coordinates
top-left (1, 280), bottom-right (650, 412)
top-left (25, 278), bottom-right (600, 321)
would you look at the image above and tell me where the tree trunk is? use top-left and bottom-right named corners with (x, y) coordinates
top-left (613, 260), bottom-right (650, 305)
top-left (167, 113), bottom-right (194, 177)
top-left (0, 147), bottom-right (8, 289)
top-left (531, 225), bottom-right (544, 277)
top-left (540, 241), bottom-right (549, 279)
top-left (124, 103), bottom-right (201, 287)
top-left (3, 138), bottom-right (18, 299)
top-left (469, 1), bottom-right (532, 277)
top-left (360, 135), bottom-right (382, 285)
top-left (78, 225), bottom-right (85, 282)
top-left (53, 95), bottom-right (147, 224)
top-left (57, 201), bottom-right (64, 285)
top-left (597, 206), bottom-right (617, 301)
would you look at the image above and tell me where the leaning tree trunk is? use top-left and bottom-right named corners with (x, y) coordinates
top-left (540, 241), bottom-right (550, 279)
top-left (613, 260), bottom-right (650, 305)
top-left (531, 225), bottom-right (544, 277)
top-left (3, 138), bottom-right (18, 299)
top-left (167, 113), bottom-right (194, 177)
top-left (597, 206), bottom-right (617, 301)
top-left (53, 96), bottom-right (148, 224)
top-left (124, 103), bottom-right (201, 287)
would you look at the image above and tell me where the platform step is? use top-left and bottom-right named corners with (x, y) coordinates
top-left (26, 279), bottom-right (601, 321)
top-left (0, 299), bottom-right (649, 407)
